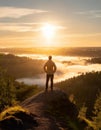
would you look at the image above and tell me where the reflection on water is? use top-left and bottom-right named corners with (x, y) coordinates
top-left (17, 54), bottom-right (101, 86)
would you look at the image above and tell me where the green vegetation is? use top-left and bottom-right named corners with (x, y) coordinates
top-left (0, 67), bottom-right (42, 112)
top-left (55, 71), bottom-right (101, 116)
top-left (0, 68), bottom-right (15, 111)
top-left (0, 67), bottom-right (40, 130)
top-left (92, 92), bottom-right (101, 129)
top-left (55, 71), bottom-right (101, 129)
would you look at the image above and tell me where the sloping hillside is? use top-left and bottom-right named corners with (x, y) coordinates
top-left (55, 71), bottom-right (101, 117)
top-left (0, 90), bottom-right (94, 130)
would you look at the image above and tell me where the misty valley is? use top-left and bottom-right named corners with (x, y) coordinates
top-left (1, 47), bottom-right (101, 86)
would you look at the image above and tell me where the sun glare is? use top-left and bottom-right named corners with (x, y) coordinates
top-left (42, 23), bottom-right (56, 39)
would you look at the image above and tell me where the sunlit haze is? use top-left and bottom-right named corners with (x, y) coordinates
top-left (41, 23), bottom-right (57, 46)
top-left (0, 0), bottom-right (101, 47)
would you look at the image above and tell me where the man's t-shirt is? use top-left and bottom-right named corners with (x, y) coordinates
top-left (44, 60), bottom-right (56, 74)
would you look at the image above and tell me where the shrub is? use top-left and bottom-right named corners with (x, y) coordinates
top-left (0, 68), bottom-right (16, 111)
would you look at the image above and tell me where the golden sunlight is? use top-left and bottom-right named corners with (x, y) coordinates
top-left (41, 23), bottom-right (56, 39)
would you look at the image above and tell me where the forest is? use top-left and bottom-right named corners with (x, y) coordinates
top-left (55, 71), bottom-right (101, 129)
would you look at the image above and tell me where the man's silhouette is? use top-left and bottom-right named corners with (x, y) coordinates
top-left (44, 56), bottom-right (57, 91)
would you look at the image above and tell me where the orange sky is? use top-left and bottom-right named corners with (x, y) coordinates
top-left (0, 0), bottom-right (101, 47)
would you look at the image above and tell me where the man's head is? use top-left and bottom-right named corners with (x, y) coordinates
top-left (48, 55), bottom-right (52, 60)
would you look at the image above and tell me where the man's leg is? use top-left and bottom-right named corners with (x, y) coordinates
top-left (50, 74), bottom-right (54, 91)
top-left (45, 74), bottom-right (49, 91)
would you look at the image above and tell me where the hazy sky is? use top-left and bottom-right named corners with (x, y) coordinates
top-left (0, 0), bottom-right (101, 47)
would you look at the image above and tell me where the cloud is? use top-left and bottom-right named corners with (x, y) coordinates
top-left (63, 33), bottom-right (101, 38)
top-left (0, 7), bottom-right (48, 18)
top-left (0, 23), bottom-right (42, 32)
top-left (75, 10), bottom-right (101, 18)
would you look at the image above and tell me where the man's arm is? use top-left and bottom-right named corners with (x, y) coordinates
top-left (53, 63), bottom-right (57, 73)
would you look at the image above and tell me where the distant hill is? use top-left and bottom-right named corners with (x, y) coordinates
top-left (0, 53), bottom-right (45, 78)
top-left (1, 47), bottom-right (101, 57)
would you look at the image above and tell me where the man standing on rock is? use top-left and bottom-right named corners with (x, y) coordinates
top-left (44, 56), bottom-right (57, 91)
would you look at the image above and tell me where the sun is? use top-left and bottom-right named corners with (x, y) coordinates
top-left (41, 23), bottom-right (56, 39)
